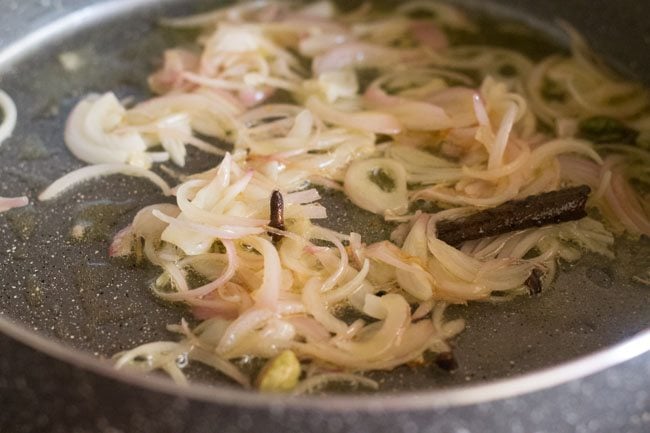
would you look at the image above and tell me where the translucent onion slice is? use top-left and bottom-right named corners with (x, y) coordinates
top-left (302, 277), bottom-right (348, 335)
top-left (189, 347), bottom-right (251, 388)
top-left (156, 239), bottom-right (238, 302)
top-left (332, 293), bottom-right (410, 360)
top-left (409, 20), bottom-right (448, 51)
top-left (385, 144), bottom-right (463, 185)
top-left (65, 93), bottom-right (151, 167)
top-left (396, 215), bottom-right (433, 300)
top-left (287, 316), bottom-right (331, 342)
top-left (299, 33), bottom-right (349, 58)
top-left (246, 236), bottom-right (283, 309)
top-left (109, 224), bottom-right (134, 257)
top-left (315, 70), bottom-right (359, 103)
top-left (323, 258), bottom-right (371, 304)
top-left (38, 163), bottom-right (172, 201)
top-left (148, 49), bottom-right (200, 94)
top-left (128, 89), bottom-right (243, 139)
top-left (114, 341), bottom-right (183, 370)
top-left (344, 158), bottom-right (408, 215)
top-left (312, 42), bottom-right (421, 76)
top-left (426, 87), bottom-right (478, 128)
top-left (362, 293), bottom-right (387, 320)
top-left (133, 204), bottom-right (181, 240)
top-left (0, 89), bottom-right (17, 147)
top-left (216, 308), bottom-right (274, 355)
top-left (363, 80), bottom-right (452, 131)
top-left (292, 373), bottom-right (379, 395)
top-left (306, 96), bottom-right (401, 135)
top-left (0, 196), bottom-right (28, 213)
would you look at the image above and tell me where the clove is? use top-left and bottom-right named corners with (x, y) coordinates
top-left (268, 190), bottom-right (285, 244)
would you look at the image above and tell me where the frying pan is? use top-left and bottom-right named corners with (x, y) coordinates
top-left (0, 0), bottom-right (649, 432)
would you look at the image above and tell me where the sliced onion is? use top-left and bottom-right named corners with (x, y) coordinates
top-left (216, 307), bottom-right (274, 355)
top-left (38, 163), bottom-right (172, 201)
top-left (156, 209), bottom-right (265, 242)
top-left (313, 70), bottom-right (359, 103)
top-left (285, 188), bottom-right (321, 205)
top-left (360, 320), bottom-right (436, 370)
top-left (302, 277), bottom-right (348, 335)
top-left (189, 347), bottom-right (251, 387)
top-left (409, 20), bottom-right (448, 51)
top-left (488, 102), bottom-right (518, 170)
top-left (191, 301), bottom-right (240, 321)
top-left (362, 293), bottom-right (387, 320)
top-left (292, 373), bottom-right (378, 395)
top-left (0, 89), bottom-right (17, 147)
top-left (426, 87), bottom-right (478, 128)
top-left (156, 240), bottom-right (238, 301)
top-left (386, 143), bottom-right (463, 185)
top-left (299, 33), bottom-right (349, 57)
top-left (133, 204), bottom-right (180, 241)
top-left (344, 158), bottom-right (408, 215)
top-left (65, 93), bottom-right (151, 166)
top-left (148, 49), bottom-right (200, 95)
top-left (363, 80), bottom-right (452, 131)
top-left (287, 315), bottom-right (331, 342)
top-left (412, 299), bottom-right (434, 320)
top-left (396, 214), bottom-right (433, 300)
top-left (311, 227), bottom-right (349, 292)
top-left (0, 196), bottom-right (28, 213)
top-left (114, 341), bottom-right (184, 370)
top-left (129, 89), bottom-right (243, 139)
top-left (312, 42), bottom-right (422, 75)
top-left (109, 224), bottom-right (134, 257)
top-left (246, 236), bottom-right (283, 309)
top-left (427, 233), bottom-right (534, 298)
top-left (324, 258), bottom-right (370, 304)
top-left (334, 293), bottom-right (410, 360)
top-left (306, 96), bottom-right (401, 135)
top-left (528, 138), bottom-right (602, 170)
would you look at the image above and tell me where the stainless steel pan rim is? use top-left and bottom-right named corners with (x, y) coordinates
top-left (2, 315), bottom-right (649, 411)
top-left (0, 0), bottom-right (179, 67)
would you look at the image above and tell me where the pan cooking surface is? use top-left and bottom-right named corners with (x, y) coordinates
top-left (0, 0), bottom-right (648, 392)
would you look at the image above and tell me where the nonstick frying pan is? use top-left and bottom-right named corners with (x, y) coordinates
top-left (0, 0), bottom-right (649, 432)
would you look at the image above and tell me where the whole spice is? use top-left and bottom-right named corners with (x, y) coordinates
top-left (435, 185), bottom-right (592, 246)
top-left (256, 350), bottom-right (301, 392)
top-left (268, 190), bottom-right (285, 244)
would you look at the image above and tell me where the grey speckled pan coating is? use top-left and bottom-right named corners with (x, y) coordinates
top-left (0, 0), bottom-right (649, 432)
